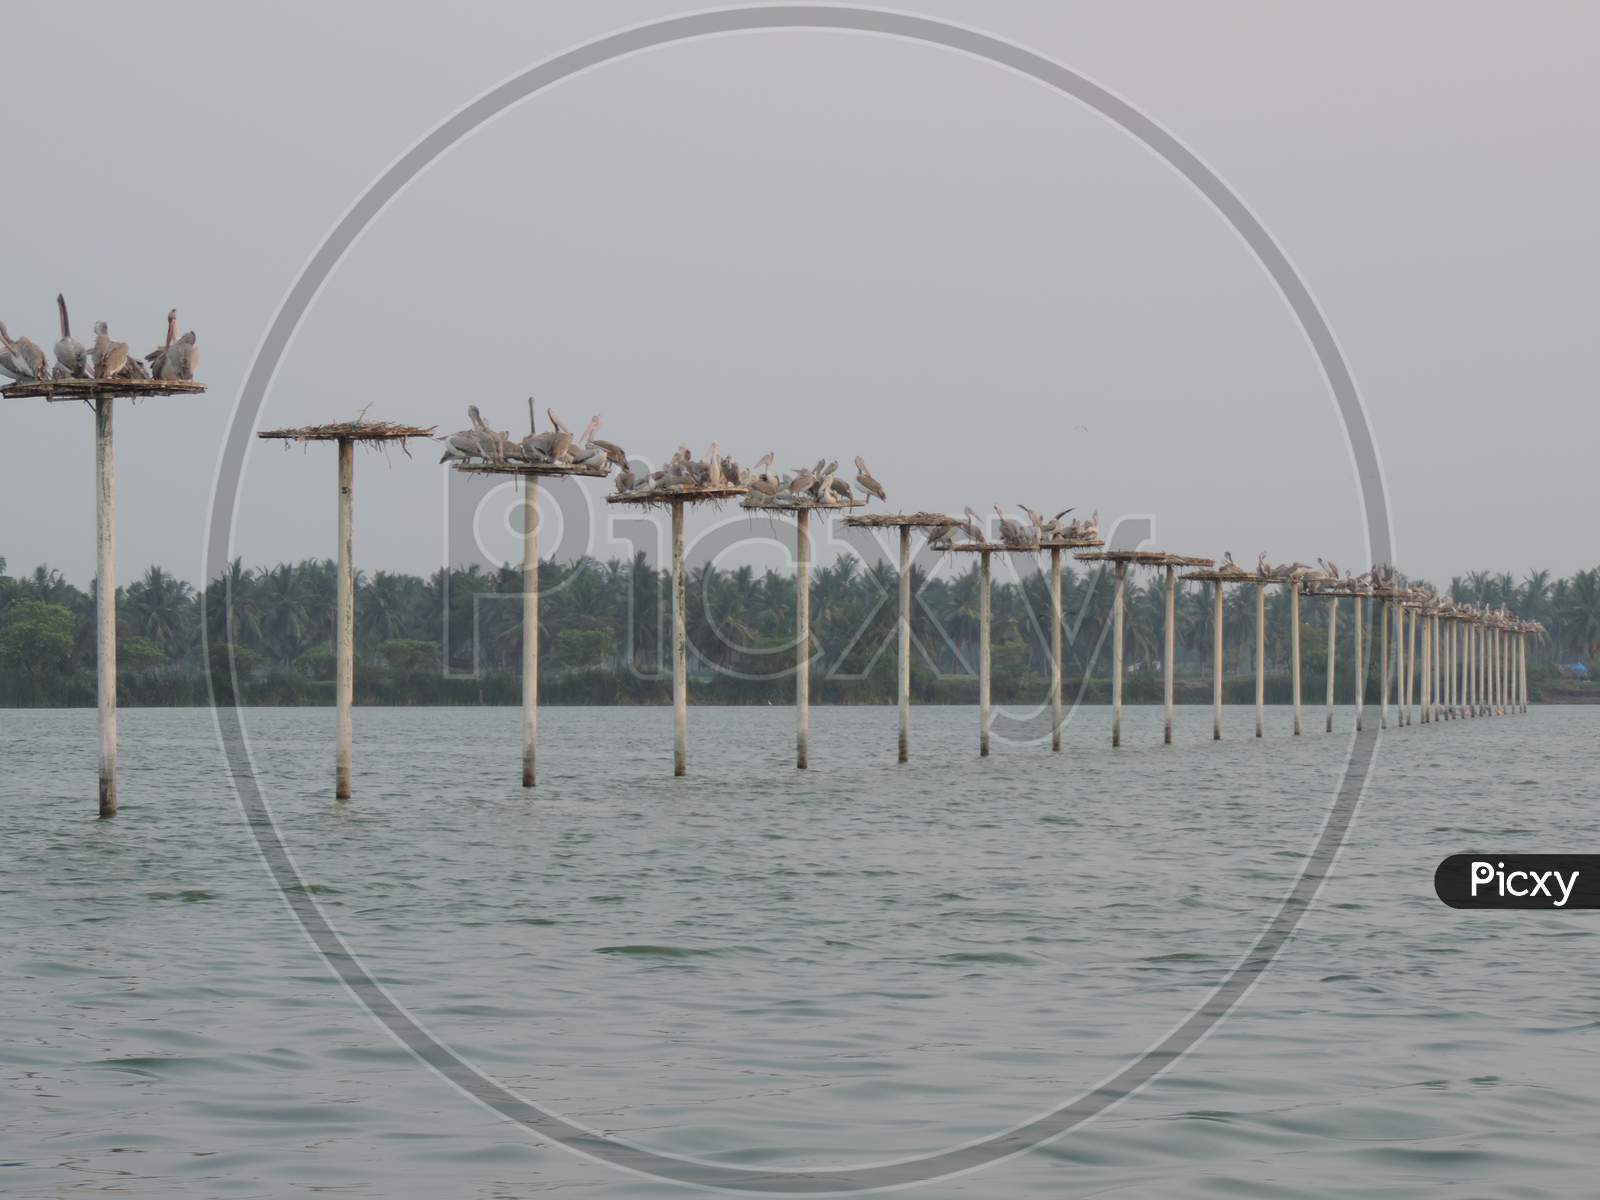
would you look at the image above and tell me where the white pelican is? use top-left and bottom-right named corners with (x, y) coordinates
top-left (53, 295), bottom-right (88, 378)
top-left (91, 322), bottom-right (129, 380)
top-left (854, 456), bottom-right (886, 502)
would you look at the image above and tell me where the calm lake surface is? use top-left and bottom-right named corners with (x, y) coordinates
top-left (4, 703), bottom-right (1598, 1198)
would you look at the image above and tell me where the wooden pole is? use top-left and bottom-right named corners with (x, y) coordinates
top-left (1212, 580), bottom-right (1224, 740)
top-left (796, 508), bottom-right (811, 769)
top-left (1379, 601), bottom-right (1390, 730)
top-left (672, 500), bottom-right (687, 776)
top-left (334, 439), bottom-right (355, 799)
top-left (979, 549), bottom-right (992, 757)
top-left (1465, 620), bottom-right (1475, 717)
top-left (1399, 607), bottom-right (1411, 726)
top-left (1427, 611), bottom-right (1440, 723)
top-left (1449, 619), bottom-right (1457, 717)
top-left (1112, 561), bottom-right (1126, 748)
top-left (1432, 615), bottom-right (1442, 721)
top-left (1520, 632), bottom-right (1529, 712)
top-left (1254, 582), bottom-right (1265, 739)
top-left (1290, 580), bottom-right (1302, 735)
top-left (1050, 547), bottom-right (1063, 752)
top-left (1163, 564), bottom-right (1177, 745)
top-left (1404, 607), bottom-right (1416, 726)
top-left (898, 526), bottom-right (912, 763)
top-left (521, 475), bottom-right (539, 787)
top-left (1354, 595), bottom-right (1365, 732)
top-left (1325, 595), bottom-right (1338, 733)
top-left (1496, 627), bottom-right (1505, 715)
top-left (95, 396), bottom-right (117, 818)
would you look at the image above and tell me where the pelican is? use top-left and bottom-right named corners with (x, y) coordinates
top-left (786, 469), bottom-right (817, 496)
top-left (53, 295), bottom-right (88, 378)
top-left (926, 523), bottom-right (957, 550)
top-left (1020, 505), bottom-right (1047, 534)
top-left (164, 328), bottom-right (198, 380)
top-left (90, 322), bottom-right (129, 380)
top-left (548, 408), bottom-right (571, 434)
top-left (813, 467), bottom-right (836, 501)
top-left (591, 437), bottom-right (628, 467)
top-left (439, 429), bottom-right (491, 463)
top-left (752, 451), bottom-right (775, 477)
top-left (960, 507), bottom-right (986, 542)
top-left (1257, 552), bottom-right (1271, 577)
top-left (146, 309), bottom-right (178, 378)
top-left (0, 320), bottom-right (47, 380)
top-left (829, 475), bottom-right (855, 503)
top-left (854, 456), bottom-right (886, 502)
top-left (994, 506), bottom-right (1035, 548)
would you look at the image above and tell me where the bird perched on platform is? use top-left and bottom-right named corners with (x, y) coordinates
top-left (90, 322), bottom-right (129, 380)
top-left (52, 295), bottom-right (88, 379)
top-left (147, 309), bottom-right (177, 378)
top-left (994, 506), bottom-right (1037, 549)
top-left (854, 456), bottom-right (886, 503)
top-left (0, 320), bottom-right (47, 381)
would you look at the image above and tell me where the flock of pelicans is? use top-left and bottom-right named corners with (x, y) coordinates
top-left (439, 404), bottom-right (892, 508)
top-left (0, 295), bottom-right (198, 383)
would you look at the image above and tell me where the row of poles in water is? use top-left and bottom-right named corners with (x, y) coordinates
top-left (9, 370), bottom-right (1537, 813)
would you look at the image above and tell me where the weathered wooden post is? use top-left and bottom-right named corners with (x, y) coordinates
top-left (1402, 606), bottom-right (1415, 726)
top-left (1212, 580), bottom-right (1225, 739)
top-left (95, 396), bottom-right (117, 815)
top-left (261, 419), bottom-right (427, 799)
top-left (1050, 548), bottom-right (1064, 751)
top-left (520, 475), bottom-right (539, 786)
top-left (5, 371), bottom-right (208, 818)
top-left (795, 507), bottom-right (811, 768)
top-left (846, 513), bottom-right (957, 763)
top-left (1289, 579), bottom-right (1303, 735)
top-left (612, 466), bottom-right (746, 776)
top-left (901, 527), bottom-right (913, 760)
top-left (1379, 599), bottom-right (1390, 730)
top-left (1163, 564), bottom-right (1177, 744)
top-left (335, 438), bottom-right (355, 797)
top-left (672, 500), bottom-right (688, 773)
top-left (1112, 560), bottom-right (1126, 748)
top-left (1354, 594), bottom-right (1365, 731)
top-left (1465, 618), bottom-right (1475, 717)
top-left (1255, 582), bottom-right (1267, 738)
top-left (1325, 593), bottom-right (1338, 733)
top-left (1520, 628), bottom-right (1531, 712)
top-left (979, 549), bottom-right (993, 756)
top-left (1419, 606), bottom-right (1430, 725)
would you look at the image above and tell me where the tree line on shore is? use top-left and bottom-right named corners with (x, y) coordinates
top-left (2, 553), bottom-right (1597, 708)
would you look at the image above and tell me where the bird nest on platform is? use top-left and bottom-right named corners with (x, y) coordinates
top-left (843, 511), bottom-right (960, 529)
top-left (1076, 549), bottom-right (1214, 568)
top-left (3, 378), bottom-right (207, 403)
top-left (606, 483), bottom-right (750, 509)
top-left (742, 495), bottom-right (867, 513)
top-left (258, 421), bottom-right (436, 444)
top-left (454, 460), bottom-right (610, 479)
top-left (1039, 537), bottom-right (1105, 551)
top-left (946, 541), bottom-right (1049, 554)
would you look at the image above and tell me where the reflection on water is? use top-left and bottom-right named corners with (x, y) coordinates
top-left (3, 704), bottom-right (1598, 1197)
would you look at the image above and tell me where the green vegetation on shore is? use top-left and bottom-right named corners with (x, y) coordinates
top-left (2, 555), bottom-right (1596, 707)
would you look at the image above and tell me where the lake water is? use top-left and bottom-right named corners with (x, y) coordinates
top-left (4, 703), bottom-right (1598, 1197)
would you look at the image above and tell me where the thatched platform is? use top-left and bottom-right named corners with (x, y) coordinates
top-left (454, 459), bottom-right (609, 479)
top-left (4, 378), bottom-right (207, 403)
top-left (258, 420), bottom-right (435, 443)
top-left (1076, 549), bottom-right (1214, 568)
top-left (743, 494), bottom-right (867, 513)
top-left (946, 540), bottom-right (1040, 553)
top-left (607, 483), bottom-right (749, 508)
top-left (844, 511), bottom-right (959, 529)
top-left (1183, 568), bottom-right (1268, 584)
top-left (1039, 536), bottom-right (1104, 550)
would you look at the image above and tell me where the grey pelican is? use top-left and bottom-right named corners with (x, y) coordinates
top-left (91, 322), bottom-right (129, 380)
top-left (829, 475), bottom-right (855, 503)
top-left (53, 295), bottom-right (88, 378)
top-left (147, 309), bottom-right (178, 378)
top-left (752, 451), bottom-right (774, 477)
top-left (591, 437), bottom-right (628, 467)
top-left (813, 467), bottom-right (836, 501)
top-left (0, 320), bottom-right (47, 380)
top-left (854, 456), bottom-right (886, 502)
top-left (926, 523), bottom-right (957, 550)
top-left (959, 507), bottom-right (986, 542)
top-left (786, 469), bottom-right (817, 496)
top-left (994, 506), bottom-right (1035, 548)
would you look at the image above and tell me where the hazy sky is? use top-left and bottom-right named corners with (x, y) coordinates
top-left (3, 2), bottom-right (1594, 588)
